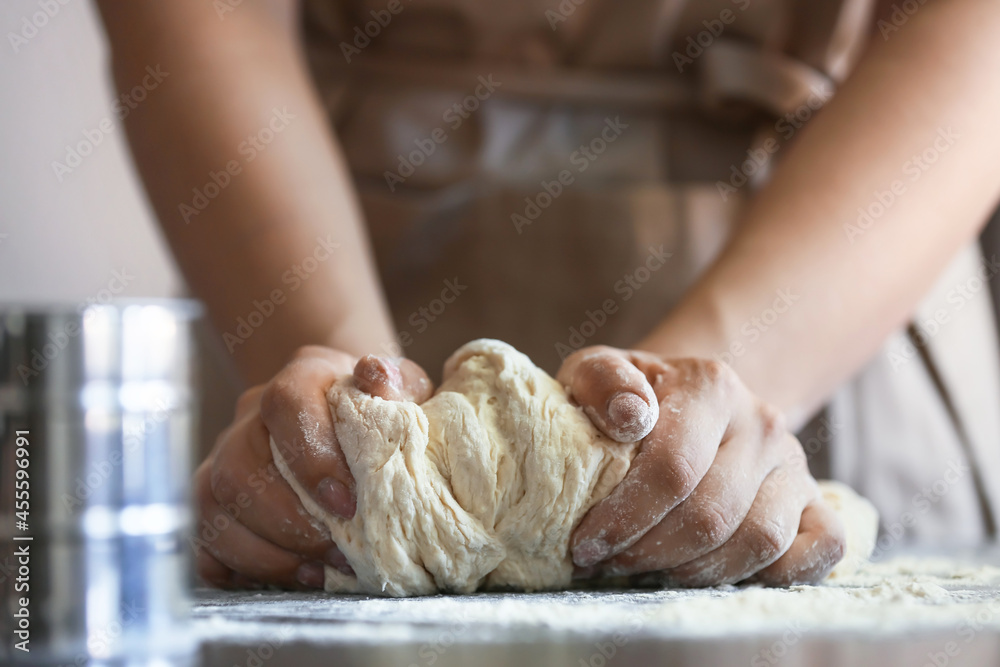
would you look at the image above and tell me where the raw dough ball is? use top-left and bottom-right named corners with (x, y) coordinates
top-left (273, 339), bottom-right (637, 596)
top-left (818, 480), bottom-right (879, 579)
top-left (271, 339), bottom-right (879, 596)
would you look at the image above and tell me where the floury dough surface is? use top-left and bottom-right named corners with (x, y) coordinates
top-left (271, 339), bottom-right (877, 597)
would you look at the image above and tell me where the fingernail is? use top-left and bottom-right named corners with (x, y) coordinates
top-left (325, 546), bottom-right (355, 575)
top-left (572, 538), bottom-right (610, 567)
top-left (296, 561), bottom-right (326, 589)
top-left (353, 355), bottom-right (403, 400)
top-left (317, 477), bottom-right (357, 518)
top-left (606, 392), bottom-right (656, 441)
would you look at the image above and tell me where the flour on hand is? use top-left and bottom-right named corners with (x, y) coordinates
top-left (270, 339), bottom-right (878, 596)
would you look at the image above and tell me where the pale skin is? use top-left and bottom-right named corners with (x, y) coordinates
top-left (95, 0), bottom-right (1000, 589)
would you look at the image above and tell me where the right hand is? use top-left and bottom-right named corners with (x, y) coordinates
top-left (561, 347), bottom-right (846, 586)
top-left (193, 346), bottom-right (433, 590)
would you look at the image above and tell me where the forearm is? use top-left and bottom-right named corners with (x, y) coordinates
top-left (639, 0), bottom-right (1000, 428)
top-left (95, 0), bottom-right (394, 384)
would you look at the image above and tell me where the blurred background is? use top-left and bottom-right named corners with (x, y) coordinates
top-left (0, 0), bottom-right (179, 303)
top-left (0, 0), bottom-right (242, 451)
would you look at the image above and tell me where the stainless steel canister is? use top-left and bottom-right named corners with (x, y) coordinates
top-left (0, 301), bottom-right (201, 665)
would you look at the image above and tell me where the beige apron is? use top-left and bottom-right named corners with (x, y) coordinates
top-left (300, 0), bottom-right (1000, 548)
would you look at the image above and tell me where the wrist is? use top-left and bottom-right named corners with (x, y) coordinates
top-left (635, 287), bottom-right (730, 362)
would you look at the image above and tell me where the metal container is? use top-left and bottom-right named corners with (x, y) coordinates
top-left (0, 301), bottom-right (201, 665)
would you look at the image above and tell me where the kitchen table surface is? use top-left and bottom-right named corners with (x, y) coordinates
top-left (189, 549), bottom-right (1000, 667)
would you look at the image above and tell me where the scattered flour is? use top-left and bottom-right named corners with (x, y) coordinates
top-left (193, 556), bottom-right (1000, 645)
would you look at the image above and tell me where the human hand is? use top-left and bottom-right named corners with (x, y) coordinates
top-left (193, 346), bottom-right (433, 589)
top-left (559, 347), bottom-right (845, 586)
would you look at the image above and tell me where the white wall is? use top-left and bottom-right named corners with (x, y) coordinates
top-left (0, 0), bottom-right (180, 303)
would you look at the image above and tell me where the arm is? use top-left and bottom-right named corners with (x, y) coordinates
top-left (95, 0), bottom-right (394, 385)
top-left (638, 0), bottom-right (1000, 428)
top-left (567, 0), bottom-right (1000, 581)
top-left (95, 0), bottom-right (412, 589)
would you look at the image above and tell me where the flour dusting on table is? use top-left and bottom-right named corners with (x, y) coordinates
top-left (194, 555), bottom-right (1000, 645)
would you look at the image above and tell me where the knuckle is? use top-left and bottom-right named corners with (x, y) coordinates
top-left (577, 354), bottom-right (615, 384)
top-left (697, 358), bottom-right (739, 395)
top-left (652, 450), bottom-right (700, 499)
top-left (209, 460), bottom-right (240, 507)
top-left (690, 502), bottom-right (734, 549)
top-left (700, 358), bottom-right (727, 382)
top-left (744, 518), bottom-right (791, 563)
top-left (784, 439), bottom-right (810, 472)
top-left (260, 376), bottom-right (298, 425)
top-left (756, 402), bottom-right (787, 441)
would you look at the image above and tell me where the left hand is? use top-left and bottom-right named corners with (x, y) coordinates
top-left (558, 346), bottom-right (845, 586)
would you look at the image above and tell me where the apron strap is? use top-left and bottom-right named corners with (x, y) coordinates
top-left (306, 45), bottom-right (699, 110)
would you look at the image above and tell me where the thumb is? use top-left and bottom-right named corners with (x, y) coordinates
top-left (353, 355), bottom-right (434, 403)
top-left (557, 347), bottom-right (658, 442)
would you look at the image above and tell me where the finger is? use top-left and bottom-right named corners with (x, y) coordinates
top-left (755, 500), bottom-right (846, 586)
top-left (598, 412), bottom-right (784, 575)
top-left (557, 347), bottom-right (658, 442)
top-left (233, 385), bottom-right (266, 420)
top-left (571, 363), bottom-right (736, 567)
top-left (196, 547), bottom-right (235, 589)
top-left (353, 355), bottom-right (434, 403)
top-left (324, 545), bottom-right (355, 576)
top-left (194, 464), bottom-right (321, 589)
top-left (210, 411), bottom-right (340, 562)
top-left (260, 350), bottom-right (357, 519)
top-left (663, 463), bottom-right (816, 587)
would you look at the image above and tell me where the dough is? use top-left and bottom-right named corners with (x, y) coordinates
top-left (820, 480), bottom-right (880, 579)
top-left (271, 339), bottom-right (878, 597)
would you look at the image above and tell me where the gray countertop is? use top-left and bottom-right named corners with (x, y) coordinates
top-left (189, 552), bottom-right (1000, 667)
